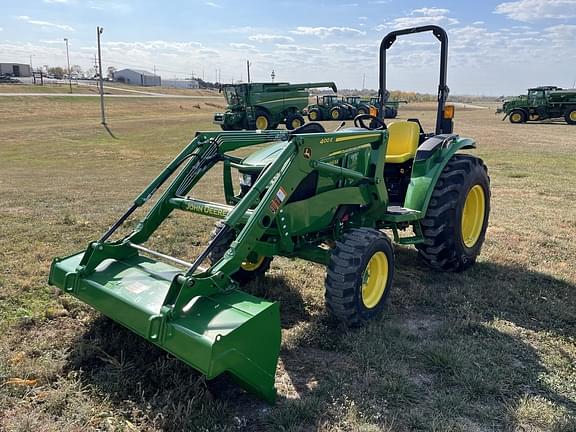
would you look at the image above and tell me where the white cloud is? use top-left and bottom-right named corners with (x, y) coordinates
top-left (229, 42), bottom-right (257, 50)
top-left (411, 7), bottom-right (450, 16)
top-left (377, 8), bottom-right (459, 30)
top-left (494, 0), bottom-right (576, 22)
top-left (16, 15), bottom-right (75, 31)
top-left (290, 26), bottom-right (366, 38)
top-left (88, 1), bottom-right (131, 14)
top-left (248, 34), bottom-right (295, 43)
top-left (44, 0), bottom-right (74, 3)
top-left (205, 1), bottom-right (222, 7)
top-left (275, 44), bottom-right (322, 54)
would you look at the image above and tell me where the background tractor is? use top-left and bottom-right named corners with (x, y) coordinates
top-left (49, 25), bottom-right (490, 403)
top-left (497, 86), bottom-right (576, 124)
top-left (306, 94), bottom-right (354, 121)
top-left (213, 81), bottom-right (337, 130)
top-left (343, 96), bottom-right (372, 116)
top-left (366, 96), bottom-right (407, 118)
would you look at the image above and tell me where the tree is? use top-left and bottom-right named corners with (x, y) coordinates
top-left (47, 66), bottom-right (65, 78)
top-left (70, 64), bottom-right (83, 75)
top-left (107, 66), bottom-right (117, 80)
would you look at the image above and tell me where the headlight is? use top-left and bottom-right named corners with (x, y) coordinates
top-left (239, 172), bottom-right (253, 187)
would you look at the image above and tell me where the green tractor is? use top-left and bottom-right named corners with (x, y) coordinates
top-left (49, 25), bottom-right (490, 402)
top-left (214, 81), bottom-right (337, 130)
top-left (306, 94), bottom-right (353, 121)
top-left (343, 96), bottom-right (372, 116)
top-left (497, 86), bottom-right (576, 124)
top-left (367, 96), bottom-right (407, 118)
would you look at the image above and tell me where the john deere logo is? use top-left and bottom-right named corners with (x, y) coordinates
top-left (303, 148), bottom-right (312, 159)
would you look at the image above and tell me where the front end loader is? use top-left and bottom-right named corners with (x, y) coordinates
top-left (49, 25), bottom-right (490, 402)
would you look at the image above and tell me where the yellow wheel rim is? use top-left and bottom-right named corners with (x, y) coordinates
top-left (511, 113), bottom-right (521, 123)
top-left (256, 116), bottom-right (268, 130)
top-left (309, 111), bottom-right (318, 120)
top-left (241, 255), bottom-right (265, 272)
top-left (461, 184), bottom-right (486, 248)
top-left (291, 118), bottom-right (302, 129)
top-left (331, 110), bottom-right (339, 120)
top-left (361, 251), bottom-right (388, 309)
top-left (570, 111), bottom-right (576, 121)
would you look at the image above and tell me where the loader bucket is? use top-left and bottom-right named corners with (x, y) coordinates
top-left (49, 251), bottom-right (281, 402)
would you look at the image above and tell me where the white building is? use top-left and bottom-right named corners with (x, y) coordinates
top-left (113, 68), bottom-right (161, 86)
top-left (162, 79), bottom-right (200, 89)
top-left (0, 63), bottom-right (32, 77)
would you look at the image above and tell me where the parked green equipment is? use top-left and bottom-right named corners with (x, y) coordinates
top-left (49, 25), bottom-right (490, 402)
top-left (306, 94), bottom-right (352, 121)
top-left (497, 86), bottom-right (576, 124)
top-left (367, 96), bottom-right (408, 119)
top-left (344, 96), bottom-right (371, 116)
top-left (214, 81), bottom-right (337, 130)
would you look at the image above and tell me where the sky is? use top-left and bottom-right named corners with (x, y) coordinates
top-left (1, 0), bottom-right (576, 95)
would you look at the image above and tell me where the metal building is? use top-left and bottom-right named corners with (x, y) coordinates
top-left (112, 68), bottom-right (161, 86)
top-left (0, 63), bottom-right (32, 77)
top-left (162, 79), bottom-right (200, 89)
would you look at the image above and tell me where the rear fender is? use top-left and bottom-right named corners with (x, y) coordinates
top-left (404, 135), bottom-right (476, 214)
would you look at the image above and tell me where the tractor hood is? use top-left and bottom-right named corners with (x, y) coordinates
top-left (241, 140), bottom-right (289, 168)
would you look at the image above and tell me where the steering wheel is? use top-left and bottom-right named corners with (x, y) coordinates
top-left (354, 114), bottom-right (387, 130)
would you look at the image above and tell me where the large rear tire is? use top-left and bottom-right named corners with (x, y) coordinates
top-left (416, 155), bottom-right (490, 272)
top-left (325, 228), bottom-right (395, 326)
top-left (209, 223), bottom-right (272, 284)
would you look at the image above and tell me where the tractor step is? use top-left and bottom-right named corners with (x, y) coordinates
top-left (49, 251), bottom-right (281, 402)
top-left (383, 206), bottom-right (421, 222)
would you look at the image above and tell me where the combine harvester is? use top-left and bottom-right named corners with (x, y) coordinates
top-left (49, 26), bottom-right (490, 402)
top-left (214, 81), bottom-right (337, 130)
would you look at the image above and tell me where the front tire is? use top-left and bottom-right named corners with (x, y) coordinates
top-left (509, 110), bottom-right (526, 124)
top-left (325, 228), bottom-right (395, 326)
top-left (564, 107), bottom-right (576, 125)
top-left (330, 107), bottom-right (343, 121)
top-left (308, 108), bottom-right (321, 121)
top-left (286, 113), bottom-right (305, 130)
top-left (255, 110), bottom-right (271, 130)
top-left (209, 223), bottom-right (272, 284)
top-left (416, 155), bottom-right (490, 272)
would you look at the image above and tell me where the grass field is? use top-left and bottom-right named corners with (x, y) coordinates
top-left (0, 82), bottom-right (221, 96)
top-left (1, 95), bottom-right (575, 432)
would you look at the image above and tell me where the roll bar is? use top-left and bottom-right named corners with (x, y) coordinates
top-left (379, 25), bottom-right (451, 135)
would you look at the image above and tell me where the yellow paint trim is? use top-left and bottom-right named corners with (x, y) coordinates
top-left (256, 96), bottom-right (308, 105)
top-left (335, 133), bottom-right (381, 143)
top-left (328, 143), bottom-right (372, 157)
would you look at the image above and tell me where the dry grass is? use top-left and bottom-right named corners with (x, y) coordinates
top-left (0, 97), bottom-right (575, 431)
top-left (0, 83), bottom-right (222, 97)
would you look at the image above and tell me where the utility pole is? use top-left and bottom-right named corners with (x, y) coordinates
top-left (246, 60), bottom-right (251, 83)
top-left (271, 69), bottom-right (275, 82)
top-left (153, 64), bottom-right (156, 76)
top-left (96, 26), bottom-right (106, 126)
top-left (362, 73), bottom-right (366, 90)
top-left (29, 55), bottom-right (34, 71)
top-left (64, 38), bottom-right (72, 93)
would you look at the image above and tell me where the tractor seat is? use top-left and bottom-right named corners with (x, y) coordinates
top-left (385, 121), bottom-right (420, 164)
